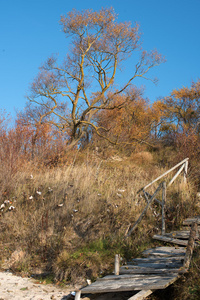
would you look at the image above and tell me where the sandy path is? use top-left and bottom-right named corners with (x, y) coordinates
top-left (0, 271), bottom-right (140, 300)
top-left (0, 271), bottom-right (73, 300)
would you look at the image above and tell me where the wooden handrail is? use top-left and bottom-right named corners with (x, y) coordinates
top-left (127, 159), bottom-right (189, 238)
top-left (125, 183), bottom-right (163, 237)
top-left (138, 158), bottom-right (189, 193)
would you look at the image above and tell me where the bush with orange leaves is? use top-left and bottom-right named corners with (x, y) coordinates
top-left (95, 87), bottom-right (161, 149)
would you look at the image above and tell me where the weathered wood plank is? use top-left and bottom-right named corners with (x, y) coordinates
top-left (183, 226), bottom-right (200, 231)
top-left (183, 216), bottom-right (200, 225)
top-left (142, 247), bottom-right (186, 257)
top-left (81, 274), bottom-right (179, 293)
top-left (153, 234), bottom-right (188, 246)
top-left (121, 261), bottom-right (182, 270)
top-left (119, 267), bottom-right (186, 275)
top-left (183, 222), bottom-right (198, 269)
top-left (97, 274), bottom-right (177, 281)
top-left (164, 231), bottom-right (199, 240)
top-left (128, 290), bottom-right (153, 300)
top-left (130, 256), bottom-right (184, 264)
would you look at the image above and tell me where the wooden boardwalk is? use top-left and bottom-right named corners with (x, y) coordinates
top-left (75, 216), bottom-right (199, 300)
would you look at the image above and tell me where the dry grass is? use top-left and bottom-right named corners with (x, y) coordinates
top-left (0, 149), bottom-right (199, 296)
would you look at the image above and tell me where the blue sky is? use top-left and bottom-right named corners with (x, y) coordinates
top-left (0, 0), bottom-right (200, 118)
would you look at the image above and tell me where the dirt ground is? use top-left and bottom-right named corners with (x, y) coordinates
top-left (0, 271), bottom-right (72, 300)
top-left (0, 271), bottom-right (141, 300)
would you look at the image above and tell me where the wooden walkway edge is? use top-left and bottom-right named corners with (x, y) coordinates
top-left (75, 217), bottom-right (199, 299)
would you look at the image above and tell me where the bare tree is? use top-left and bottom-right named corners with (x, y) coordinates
top-left (27, 8), bottom-right (165, 146)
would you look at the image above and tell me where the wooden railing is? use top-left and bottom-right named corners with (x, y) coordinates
top-left (126, 158), bottom-right (189, 238)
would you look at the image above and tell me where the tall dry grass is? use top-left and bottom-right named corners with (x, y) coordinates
top-left (0, 149), bottom-right (199, 288)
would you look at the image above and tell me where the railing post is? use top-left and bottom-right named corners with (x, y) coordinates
top-left (114, 254), bottom-right (120, 275)
top-left (75, 290), bottom-right (81, 300)
top-left (184, 160), bottom-right (188, 184)
top-left (183, 222), bottom-right (197, 269)
top-left (162, 181), bottom-right (166, 235)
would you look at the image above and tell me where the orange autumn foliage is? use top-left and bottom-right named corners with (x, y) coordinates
top-left (160, 80), bottom-right (200, 134)
top-left (96, 88), bottom-right (160, 146)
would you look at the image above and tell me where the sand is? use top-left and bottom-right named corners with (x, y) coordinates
top-left (0, 271), bottom-right (73, 300)
top-left (0, 271), bottom-right (140, 300)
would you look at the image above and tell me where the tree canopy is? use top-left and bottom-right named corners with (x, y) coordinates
top-left (26, 7), bottom-right (164, 146)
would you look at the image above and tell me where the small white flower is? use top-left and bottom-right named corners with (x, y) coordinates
top-left (9, 206), bottom-right (15, 211)
top-left (86, 279), bottom-right (91, 285)
top-left (73, 209), bottom-right (78, 213)
top-left (48, 187), bottom-right (53, 192)
top-left (97, 193), bottom-right (102, 196)
top-left (118, 189), bottom-right (126, 193)
top-left (4, 200), bottom-right (10, 204)
top-left (30, 174), bottom-right (34, 179)
top-left (153, 211), bottom-right (159, 217)
top-left (36, 191), bottom-right (42, 195)
top-left (117, 193), bottom-right (122, 198)
top-left (57, 203), bottom-right (64, 207)
top-left (29, 196), bottom-right (33, 200)
top-left (0, 204), bottom-right (5, 209)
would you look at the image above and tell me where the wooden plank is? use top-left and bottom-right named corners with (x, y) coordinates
top-left (164, 231), bottom-right (199, 240)
top-left (130, 256), bottom-right (184, 264)
top-left (128, 290), bottom-right (153, 300)
top-left (119, 267), bottom-right (186, 275)
top-left (153, 234), bottom-right (188, 246)
top-left (142, 247), bottom-right (186, 257)
top-left (120, 261), bottom-right (182, 270)
top-left (97, 274), bottom-right (178, 281)
top-left (183, 216), bottom-right (200, 225)
top-left (183, 222), bottom-right (198, 269)
top-left (81, 274), bottom-right (179, 293)
top-left (183, 226), bottom-right (200, 230)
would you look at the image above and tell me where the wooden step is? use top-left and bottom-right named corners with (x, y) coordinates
top-left (123, 261), bottom-right (182, 269)
top-left (120, 255), bottom-right (184, 275)
top-left (120, 266), bottom-right (186, 275)
top-left (130, 256), bottom-right (184, 264)
top-left (153, 234), bottom-right (188, 246)
top-left (183, 216), bottom-right (200, 225)
top-left (164, 230), bottom-right (199, 240)
top-left (81, 273), bottom-right (179, 293)
top-left (142, 246), bottom-right (186, 257)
